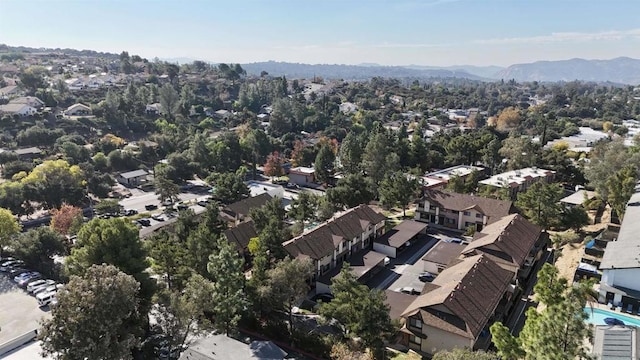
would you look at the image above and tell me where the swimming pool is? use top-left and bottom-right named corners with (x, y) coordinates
top-left (584, 307), bottom-right (640, 327)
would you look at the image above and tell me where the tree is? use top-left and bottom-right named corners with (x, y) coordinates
top-left (607, 164), bottom-right (638, 219)
top-left (330, 342), bottom-right (374, 360)
top-left (489, 322), bottom-right (524, 360)
top-left (67, 218), bottom-right (154, 308)
top-left (433, 348), bottom-right (499, 360)
top-left (19, 66), bottom-right (48, 94)
top-left (289, 191), bottom-right (319, 223)
top-left (147, 231), bottom-right (192, 291)
top-left (210, 171), bottom-right (249, 204)
top-left (40, 264), bottom-right (141, 360)
top-left (159, 83), bottom-right (180, 119)
top-left (315, 143), bottom-right (336, 184)
top-left (378, 173), bottom-right (419, 217)
top-left (499, 136), bottom-right (538, 171)
top-left (585, 140), bottom-right (639, 202)
top-left (515, 181), bottom-right (564, 229)
top-left (50, 204), bottom-right (84, 235)
top-left (265, 257), bottom-right (314, 336)
top-left (94, 199), bottom-right (122, 215)
top-left (338, 131), bottom-right (364, 174)
top-left (264, 151), bottom-right (285, 178)
top-left (0, 207), bottom-right (20, 257)
top-left (207, 237), bottom-right (247, 335)
top-left (362, 130), bottom-right (393, 188)
top-left (495, 107), bottom-right (521, 132)
top-left (318, 265), bottom-right (394, 356)
top-left (155, 164), bottom-right (180, 205)
top-left (561, 206), bottom-right (589, 233)
top-left (326, 173), bottom-right (375, 209)
top-left (20, 159), bottom-right (85, 209)
top-left (10, 227), bottom-right (66, 278)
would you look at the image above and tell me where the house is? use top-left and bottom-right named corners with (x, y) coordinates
top-left (179, 335), bottom-right (287, 360)
top-left (0, 103), bottom-right (37, 117)
top-left (63, 103), bottom-right (92, 117)
top-left (598, 192), bottom-right (640, 308)
top-left (145, 103), bottom-right (163, 115)
top-left (421, 241), bottom-right (466, 274)
top-left (221, 193), bottom-right (273, 223)
top-left (223, 220), bottom-right (258, 263)
top-left (12, 147), bottom-right (43, 160)
top-left (283, 204), bottom-right (386, 287)
top-left (0, 85), bottom-right (19, 98)
top-left (479, 167), bottom-right (555, 198)
top-left (10, 96), bottom-right (45, 109)
top-left (288, 167), bottom-right (315, 185)
top-left (339, 102), bottom-right (358, 114)
top-left (399, 254), bottom-right (514, 355)
top-left (64, 78), bottom-right (85, 90)
top-left (246, 181), bottom-right (284, 199)
top-left (116, 169), bottom-right (149, 187)
top-left (415, 190), bottom-right (514, 231)
top-left (560, 189), bottom-right (597, 208)
top-left (461, 213), bottom-right (545, 279)
top-left (374, 220), bottom-right (428, 258)
top-left (214, 109), bottom-right (231, 119)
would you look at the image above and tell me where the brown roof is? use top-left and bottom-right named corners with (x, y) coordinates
top-left (376, 220), bottom-right (427, 248)
top-left (318, 250), bottom-right (387, 286)
top-left (223, 221), bottom-right (257, 253)
top-left (402, 254), bottom-right (513, 339)
top-left (224, 193), bottom-right (272, 218)
top-left (385, 290), bottom-right (418, 320)
top-left (421, 241), bottom-right (466, 266)
top-left (422, 190), bottom-right (513, 223)
top-left (463, 214), bottom-right (541, 268)
top-left (284, 205), bottom-right (386, 260)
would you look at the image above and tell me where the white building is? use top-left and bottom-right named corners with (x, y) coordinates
top-left (0, 103), bottom-right (37, 117)
top-left (479, 167), bottom-right (555, 197)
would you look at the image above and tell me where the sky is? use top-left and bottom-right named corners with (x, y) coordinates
top-left (1, 0), bottom-right (639, 67)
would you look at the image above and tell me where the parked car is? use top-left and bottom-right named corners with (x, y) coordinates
top-left (176, 203), bottom-right (189, 211)
top-left (34, 284), bottom-right (63, 296)
top-left (197, 200), bottom-right (209, 207)
top-left (123, 209), bottom-right (138, 216)
top-left (18, 274), bottom-right (43, 287)
top-left (14, 271), bottom-right (40, 283)
top-left (36, 290), bottom-right (57, 307)
top-left (137, 218), bottom-right (151, 227)
top-left (8, 268), bottom-right (29, 277)
top-left (286, 183), bottom-right (300, 189)
top-left (0, 260), bottom-right (23, 272)
top-left (145, 204), bottom-right (158, 211)
top-left (418, 272), bottom-right (436, 282)
top-left (151, 214), bottom-right (165, 222)
top-left (397, 287), bottom-right (420, 295)
top-left (28, 279), bottom-right (55, 293)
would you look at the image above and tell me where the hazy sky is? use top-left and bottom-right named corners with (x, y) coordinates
top-left (1, 0), bottom-right (639, 66)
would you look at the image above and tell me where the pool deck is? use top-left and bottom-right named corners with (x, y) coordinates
top-left (587, 302), bottom-right (640, 320)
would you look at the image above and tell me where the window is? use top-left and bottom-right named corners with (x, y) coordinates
top-left (451, 210), bottom-right (459, 215)
top-left (409, 335), bottom-right (422, 345)
top-left (409, 317), bottom-right (422, 329)
top-left (476, 213), bottom-right (482, 219)
top-left (463, 211), bottom-right (471, 216)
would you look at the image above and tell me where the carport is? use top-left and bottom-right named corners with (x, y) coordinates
top-left (316, 250), bottom-right (387, 294)
top-left (374, 220), bottom-right (428, 258)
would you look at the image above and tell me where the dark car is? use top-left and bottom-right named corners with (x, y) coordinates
top-left (418, 272), bottom-right (436, 282)
top-left (123, 209), bottom-right (138, 216)
top-left (137, 218), bottom-right (151, 227)
top-left (176, 203), bottom-right (189, 211)
top-left (145, 204), bottom-right (158, 211)
top-left (197, 200), bottom-right (209, 207)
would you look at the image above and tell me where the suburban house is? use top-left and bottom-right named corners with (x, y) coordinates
top-left (116, 169), bottom-right (149, 187)
top-left (0, 103), bottom-right (37, 117)
top-left (221, 193), bottom-right (273, 223)
top-left (420, 165), bottom-right (484, 190)
top-left (63, 103), bottom-right (92, 117)
top-left (65, 78), bottom-right (86, 90)
top-left (179, 335), bottom-right (287, 360)
top-left (223, 220), bottom-right (258, 264)
top-left (145, 103), bottom-right (163, 115)
top-left (0, 85), bottom-right (19, 98)
top-left (399, 254), bottom-right (514, 355)
top-left (560, 189), bottom-right (597, 208)
top-left (339, 102), bottom-right (358, 114)
top-left (599, 191), bottom-right (640, 309)
top-left (10, 96), bottom-right (45, 109)
top-left (288, 166), bottom-right (316, 185)
top-left (283, 204), bottom-right (386, 289)
top-left (12, 147), bottom-right (43, 160)
top-left (246, 181), bottom-right (284, 199)
top-left (374, 220), bottom-right (428, 258)
top-left (415, 190), bottom-right (514, 231)
top-left (479, 167), bottom-right (555, 198)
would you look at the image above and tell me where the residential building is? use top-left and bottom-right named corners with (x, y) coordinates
top-left (0, 85), bottom-right (19, 98)
top-left (374, 220), bottom-right (428, 258)
top-left (288, 166), bottom-right (315, 185)
top-left (0, 103), bottom-right (37, 117)
top-left (246, 181), bottom-right (284, 199)
top-left (283, 204), bottom-right (386, 287)
top-left (12, 147), bottom-right (43, 160)
top-left (339, 102), bottom-right (358, 114)
top-left (63, 103), bottom-right (92, 117)
top-left (145, 103), bottom-right (163, 115)
top-left (421, 242), bottom-right (466, 274)
top-left (599, 191), bottom-right (640, 307)
top-left (400, 254), bottom-right (514, 355)
top-left (179, 335), bottom-right (287, 360)
top-left (479, 167), bottom-right (555, 197)
top-left (559, 189), bottom-right (597, 208)
top-left (221, 193), bottom-right (272, 223)
top-left (116, 169), bottom-right (149, 187)
top-left (415, 190), bottom-right (514, 231)
top-left (316, 249), bottom-right (387, 294)
top-left (10, 96), bottom-right (45, 109)
top-left (65, 78), bottom-right (85, 90)
top-left (420, 165), bottom-right (484, 190)
top-left (223, 220), bottom-right (257, 264)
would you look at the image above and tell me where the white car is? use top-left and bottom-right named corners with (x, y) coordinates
top-left (36, 290), bottom-right (57, 307)
top-left (28, 280), bottom-right (55, 294)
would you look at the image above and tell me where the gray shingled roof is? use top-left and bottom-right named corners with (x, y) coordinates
top-left (601, 192), bottom-right (640, 269)
top-left (224, 221), bottom-right (257, 252)
top-left (224, 193), bottom-right (272, 218)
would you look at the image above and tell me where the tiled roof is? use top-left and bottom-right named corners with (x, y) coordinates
top-left (223, 221), bottom-right (257, 253)
top-left (422, 190), bottom-right (513, 222)
top-left (224, 193), bottom-right (272, 218)
top-left (402, 254), bottom-right (513, 339)
top-left (463, 214), bottom-right (541, 267)
top-left (284, 205), bottom-right (386, 260)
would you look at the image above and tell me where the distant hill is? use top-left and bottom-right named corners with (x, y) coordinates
top-left (405, 64), bottom-right (504, 79)
top-left (240, 61), bottom-right (487, 81)
top-left (495, 57), bottom-right (640, 85)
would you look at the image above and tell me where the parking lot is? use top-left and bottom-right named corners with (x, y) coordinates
top-left (366, 230), bottom-right (463, 294)
top-left (0, 274), bottom-right (51, 346)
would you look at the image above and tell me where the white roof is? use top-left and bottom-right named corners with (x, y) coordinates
top-left (479, 167), bottom-right (555, 188)
top-left (290, 166), bottom-right (315, 174)
top-left (425, 165), bottom-right (483, 181)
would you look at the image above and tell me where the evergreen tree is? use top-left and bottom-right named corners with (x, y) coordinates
top-left (315, 143), bottom-right (336, 184)
top-left (515, 181), bottom-right (564, 229)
